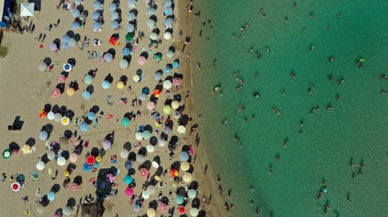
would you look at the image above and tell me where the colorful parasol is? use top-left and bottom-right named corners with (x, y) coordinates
top-left (140, 168), bottom-right (149, 178)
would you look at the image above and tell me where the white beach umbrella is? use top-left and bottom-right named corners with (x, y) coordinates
top-left (36, 161), bottom-right (45, 170)
top-left (137, 154), bottom-right (145, 163)
top-left (171, 101), bottom-right (179, 109)
top-left (189, 208), bottom-right (199, 217)
top-left (135, 132), bottom-right (143, 141)
top-left (54, 113), bottom-right (62, 122)
top-left (47, 111), bottom-right (55, 120)
top-left (146, 185), bottom-right (156, 194)
top-left (147, 19), bottom-right (155, 29)
top-left (120, 59), bottom-right (128, 68)
top-left (68, 38), bottom-right (76, 48)
top-left (127, 12), bottom-right (136, 21)
top-left (62, 206), bottom-right (72, 216)
top-left (152, 161), bottom-right (159, 168)
top-left (164, 0), bottom-right (172, 7)
top-left (163, 80), bottom-right (172, 89)
top-left (57, 156), bottom-right (66, 166)
top-left (150, 32), bottom-right (157, 40)
top-left (188, 189), bottom-right (197, 199)
top-left (38, 62), bottom-right (47, 72)
top-left (127, 0), bottom-right (136, 8)
top-left (20, 2), bottom-right (34, 17)
top-left (183, 173), bottom-right (192, 182)
top-left (120, 149), bottom-right (129, 159)
top-left (146, 145), bottom-right (155, 153)
top-left (71, 21), bottom-right (80, 30)
top-left (104, 53), bottom-right (113, 62)
top-left (47, 151), bottom-right (56, 160)
top-left (167, 50), bottom-right (174, 58)
top-left (147, 7), bottom-right (156, 15)
top-left (158, 139), bottom-right (166, 147)
top-left (142, 191), bottom-right (150, 199)
top-left (177, 125), bottom-right (186, 134)
top-left (163, 32), bottom-right (172, 40)
top-left (62, 34), bottom-right (70, 43)
top-left (62, 43), bottom-right (69, 50)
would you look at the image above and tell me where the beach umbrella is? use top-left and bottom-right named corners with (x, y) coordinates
top-left (69, 153), bottom-right (78, 163)
top-left (124, 175), bottom-right (133, 184)
top-left (173, 60), bottom-right (179, 68)
top-left (54, 113), bottom-right (62, 122)
top-left (111, 11), bottom-right (119, 20)
top-left (82, 91), bottom-right (91, 100)
top-left (121, 117), bottom-right (130, 127)
top-left (147, 101), bottom-right (155, 110)
top-left (62, 206), bottom-right (72, 216)
top-left (164, 0), bottom-right (172, 7)
top-left (152, 160), bottom-right (159, 168)
top-left (147, 7), bottom-right (156, 15)
top-left (146, 185), bottom-right (156, 194)
top-left (142, 87), bottom-right (150, 94)
top-left (164, 66), bottom-right (171, 74)
top-left (87, 155), bottom-right (96, 166)
top-left (62, 42), bottom-right (69, 50)
top-left (137, 56), bottom-right (146, 65)
top-left (163, 80), bottom-right (172, 89)
top-left (146, 145), bottom-right (155, 153)
top-left (133, 74), bottom-right (140, 82)
top-left (103, 140), bottom-right (112, 150)
top-left (125, 160), bottom-right (133, 169)
top-left (126, 24), bottom-right (135, 32)
top-left (71, 21), bottom-right (80, 30)
top-left (63, 63), bottom-right (72, 72)
top-left (177, 125), bottom-right (186, 134)
top-left (68, 38), bottom-right (76, 48)
top-left (62, 34), bottom-right (70, 43)
top-left (189, 208), bottom-right (199, 216)
top-left (171, 101), bottom-right (179, 109)
top-left (188, 189), bottom-right (197, 199)
top-left (159, 203), bottom-right (167, 212)
top-left (2, 149), bottom-right (11, 159)
top-left (119, 59), bottom-right (128, 69)
top-left (79, 122), bottom-right (89, 132)
top-left (52, 88), bottom-right (61, 98)
top-left (154, 55), bottom-right (162, 63)
top-left (36, 161), bottom-right (45, 170)
top-left (163, 32), bottom-right (172, 40)
top-left (175, 195), bottom-right (184, 205)
top-left (84, 75), bottom-right (93, 84)
top-left (167, 50), bottom-right (174, 58)
top-left (127, 12), bottom-right (136, 21)
top-left (137, 154), bottom-right (145, 163)
top-left (83, 163), bottom-right (91, 172)
top-left (38, 62), bottom-right (47, 71)
top-left (142, 190), bottom-right (150, 199)
top-left (110, 20), bottom-right (119, 29)
top-left (11, 182), bottom-right (21, 192)
top-left (93, 22), bottom-right (102, 31)
top-left (47, 191), bottom-right (56, 201)
top-left (120, 149), bottom-right (129, 159)
top-left (61, 116), bottom-right (70, 126)
top-left (21, 144), bottom-right (33, 155)
top-left (92, 11), bottom-right (100, 20)
top-left (67, 87), bottom-right (75, 96)
top-left (57, 156), bottom-right (66, 166)
top-left (87, 112), bottom-right (96, 120)
top-left (183, 173), bottom-right (192, 182)
top-left (147, 19), bottom-right (155, 29)
top-left (140, 168), bottom-right (149, 178)
top-left (133, 204), bottom-right (141, 212)
top-left (147, 208), bottom-right (156, 217)
top-left (108, 3), bottom-right (117, 12)
top-left (93, 1), bottom-right (102, 9)
top-left (101, 80), bottom-right (111, 89)
top-left (180, 152), bottom-right (189, 161)
top-left (122, 47), bottom-right (131, 56)
top-left (164, 7), bottom-right (173, 16)
top-left (138, 93), bottom-right (146, 101)
top-left (178, 206), bottom-right (186, 215)
top-left (128, 0), bottom-right (136, 8)
top-left (164, 18), bottom-right (173, 28)
top-left (57, 75), bottom-right (66, 83)
top-left (36, 204), bottom-right (45, 214)
top-left (135, 132), bottom-right (142, 141)
top-left (154, 71), bottom-right (162, 80)
top-left (72, 9), bottom-right (80, 18)
top-left (104, 53), bottom-right (113, 62)
top-left (125, 187), bottom-right (134, 196)
top-left (180, 161), bottom-right (190, 171)
top-left (173, 77), bottom-right (182, 86)
top-left (163, 105), bottom-right (172, 114)
top-left (142, 130), bottom-right (151, 139)
top-left (49, 42), bottom-right (58, 52)
top-left (117, 81), bottom-right (124, 89)
top-left (39, 131), bottom-right (48, 141)
top-left (150, 32), bottom-right (157, 40)
top-left (126, 32), bottom-right (134, 41)
top-left (47, 111), bottom-right (55, 120)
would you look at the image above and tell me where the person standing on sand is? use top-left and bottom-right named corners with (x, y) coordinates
top-left (204, 164), bottom-right (208, 174)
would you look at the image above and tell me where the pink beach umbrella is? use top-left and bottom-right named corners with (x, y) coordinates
top-left (159, 203), bottom-right (167, 212)
top-left (52, 88), bottom-right (61, 98)
top-left (189, 146), bottom-right (195, 155)
top-left (147, 101), bottom-right (155, 110)
top-left (107, 173), bottom-right (115, 183)
top-left (140, 168), bottom-right (149, 178)
top-left (172, 78), bottom-right (182, 86)
top-left (103, 140), bottom-right (111, 150)
top-left (69, 153), bottom-right (78, 163)
top-left (125, 187), bottom-right (134, 196)
top-left (137, 56), bottom-right (146, 65)
top-left (70, 182), bottom-right (79, 191)
top-left (49, 43), bottom-right (58, 52)
top-left (57, 75), bottom-right (67, 83)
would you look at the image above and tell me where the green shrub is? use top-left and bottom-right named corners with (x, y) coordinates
top-left (0, 46), bottom-right (8, 57)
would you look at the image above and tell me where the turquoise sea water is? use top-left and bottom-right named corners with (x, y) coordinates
top-left (191, 1), bottom-right (388, 216)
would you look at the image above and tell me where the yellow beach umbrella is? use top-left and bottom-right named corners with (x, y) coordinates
top-left (147, 208), bottom-right (156, 217)
top-left (116, 81), bottom-right (124, 89)
top-left (96, 156), bottom-right (102, 162)
top-left (64, 171), bottom-right (70, 177)
top-left (21, 144), bottom-right (32, 155)
top-left (180, 162), bottom-right (190, 171)
top-left (182, 173), bottom-right (192, 182)
top-left (67, 88), bottom-right (75, 96)
top-left (133, 74), bottom-right (140, 82)
top-left (177, 125), bottom-right (186, 134)
top-left (61, 116), bottom-right (70, 126)
top-left (154, 175), bottom-right (161, 181)
top-left (171, 100), bottom-right (179, 109)
top-left (172, 181), bottom-right (178, 188)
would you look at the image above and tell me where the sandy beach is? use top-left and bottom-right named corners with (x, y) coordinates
top-left (0, 0), bottom-right (228, 216)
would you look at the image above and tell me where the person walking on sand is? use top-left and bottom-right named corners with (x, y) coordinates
top-left (204, 164), bottom-right (208, 174)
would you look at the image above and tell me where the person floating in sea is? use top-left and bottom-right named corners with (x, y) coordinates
top-left (291, 71), bottom-right (296, 80)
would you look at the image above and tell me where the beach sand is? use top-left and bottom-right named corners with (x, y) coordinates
top-left (0, 0), bottom-right (228, 216)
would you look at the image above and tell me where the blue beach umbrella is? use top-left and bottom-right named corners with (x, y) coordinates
top-left (125, 160), bottom-right (133, 170)
top-left (173, 60), bottom-right (179, 68)
top-left (93, 22), bottom-right (102, 31)
top-left (127, 12), bottom-right (136, 21)
top-left (101, 80), bottom-right (111, 89)
top-left (122, 47), bottom-right (131, 56)
top-left (82, 91), bottom-right (91, 99)
top-left (87, 112), bottom-right (96, 120)
top-left (180, 152), bottom-right (189, 162)
top-left (138, 93), bottom-right (147, 101)
top-left (84, 75), bottom-right (93, 84)
top-left (175, 195), bottom-right (184, 205)
top-left (92, 11), bottom-right (100, 20)
top-left (93, 162), bottom-right (100, 168)
top-left (108, 3), bottom-right (117, 12)
top-left (83, 163), bottom-right (91, 172)
top-left (47, 191), bottom-right (56, 201)
top-left (80, 122), bottom-right (89, 132)
top-left (62, 43), bottom-right (69, 50)
top-left (154, 71), bottom-right (162, 80)
top-left (72, 9), bottom-right (80, 18)
top-left (62, 35), bottom-right (70, 43)
top-left (164, 7), bottom-right (173, 15)
top-left (164, 66), bottom-right (171, 74)
top-left (110, 21), bottom-right (119, 30)
top-left (121, 117), bottom-right (130, 127)
top-left (124, 175), bottom-right (133, 184)
top-left (127, 24), bottom-right (135, 32)
top-left (71, 21), bottom-right (80, 30)
top-left (93, 1), bottom-right (102, 9)
top-left (39, 131), bottom-right (48, 141)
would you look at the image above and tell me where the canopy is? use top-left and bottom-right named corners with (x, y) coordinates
top-left (20, 3), bottom-right (34, 17)
top-left (137, 56), bottom-right (146, 65)
top-left (127, 12), bottom-right (136, 21)
top-left (147, 19), bottom-right (156, 29)
top-left (120, 59), bottom-right (128, 69)
top-left (164, 32), bottom-right (172, 40)
top-left (127, 24), bottom-right (135, 32)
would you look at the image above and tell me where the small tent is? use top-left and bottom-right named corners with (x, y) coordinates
top-left (20, 2), bottom-right (34, 17)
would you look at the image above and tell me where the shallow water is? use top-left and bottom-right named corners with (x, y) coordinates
top-left (191, 0), bottom-right (388, 216)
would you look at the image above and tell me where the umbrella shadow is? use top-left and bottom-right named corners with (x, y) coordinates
top-left (26, 137), bottom-right (36, 147)
top-left (67, 197), bottom-right (76, 208)
top-left (59, 105), bottom-right (68, 115)
top-left (138, 147), bottom-right (147, 156)
top-left (123, 142), bottom-right (132, 151)
top-left (144, 124), bottom-right (153, 133)
top-left (86, 85), bottom-right (94, 94)
top-left (64, 130), bottom-right (73, 139)
top-left (91, 147), bottom-right (100, 157)
top-left (141, 160), bottom-right (152, 170)
top-left (149, 200), bottom-right (158, 209)
top-left (61, 71), bottom-right (69, 78)
top-left (140, 52), bottom-right (149, 59)
top-left (73, 33), bottom-right (81, 42)
top-left (170, 161), bottom-right (180, 170)
top-left (8, 142), bottom-right (20, 152)
top-left (76, 5), bottom-right (84, 12)
top-left (44, 57), bottom-right (52, 66)
top-left (174, 72), bottom-right (183, 79)
top-left (150, 15), bottom-right (157, 22)
top-left (168, 46), bottom-right (175, 52)
top-left (153, 28), bottom-right (160, 35)
top-left (128, 151), bottom-right (136, 161)
top-left (178, 115), bottom-right (189, 127)
top-left (123, 55), bottom-right (132, 63)
top-left (90, 105), bottom-right (100, 113)
top-left (66, 30), bottom-right (75, 38)
top-left (107, 48), bottom-right (116, 58)
top-left (165, 99), bottom-right (172, 106)
top-left (130, 9), bottom-right (138, 16)
top-left (41, 153), bottom-right (49, 163)
top-left (120, 75), bottom-right (128, 84)
top-left (51, 184), bottom-right (61, 193)
top-left (56, 83), bottom-right (65, 93)
top-left (150, 136), bottom-right (157, 145)
top-left (43, 103), bottom-right (52, 112)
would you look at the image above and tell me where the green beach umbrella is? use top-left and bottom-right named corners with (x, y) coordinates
top-left (2, 149), bottom-right (11, 159)
top-left (121, 117), bottom-right (130, 127)
top-left (155, 54), bottom-right (162, 62)
top-left (163, 105), bottom-right (172, 114)
top-left (175, 195), bottom-right (184, 205)
top-left (126, 33), bottom-right (134, 41)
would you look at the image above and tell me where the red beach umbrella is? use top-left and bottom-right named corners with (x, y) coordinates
top-left (52, 88), bottom-right (61, 98)
top-left (57, 75), bottom-right (67, 83)
top-left (178, 206), bottom-right (186, 214)
top-left (86, 155), bottom-right (96, 165)
top-left (140, 168), bottom-right (149, 178)
top-left (11, 182), bottom-right (21, 192)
